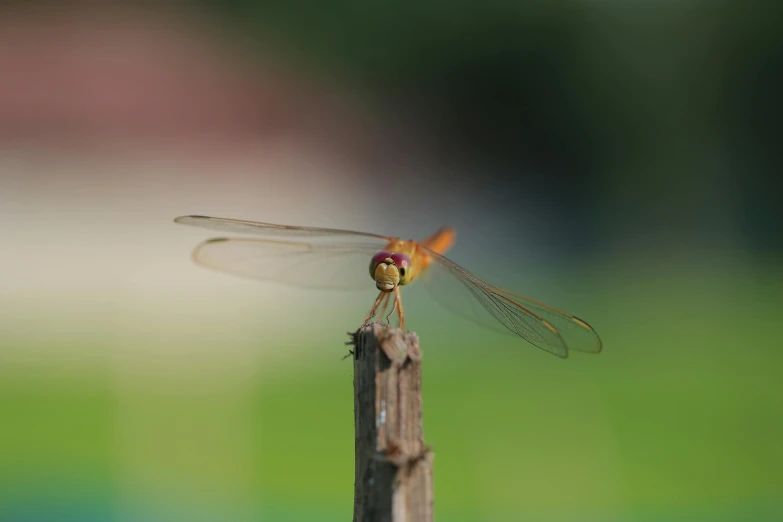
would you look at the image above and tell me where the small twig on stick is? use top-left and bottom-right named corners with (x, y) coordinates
top-left (350, 323), bottom-right (433, 522)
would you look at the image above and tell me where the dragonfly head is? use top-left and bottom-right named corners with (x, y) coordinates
top-left (369, 251), bottom-right (412, 292)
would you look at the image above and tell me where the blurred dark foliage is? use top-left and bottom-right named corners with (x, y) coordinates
top-left (196, 1), bottom-right (781, 254)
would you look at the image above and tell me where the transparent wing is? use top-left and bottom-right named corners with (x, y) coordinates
top-left (175, 215), bottom-right (392, 242)
top-left (492, 286), bottom-right (603, 355)
top-left (419, 250), bottom-right (602, 358)
top-left (189, 237), bottom-right (388, 290)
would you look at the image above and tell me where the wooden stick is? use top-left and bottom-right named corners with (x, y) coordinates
top-left (350, 323), bottom-right (433, 522)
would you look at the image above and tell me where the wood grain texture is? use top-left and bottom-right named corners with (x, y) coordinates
top-left (351, 323), bottom-right (433, 522)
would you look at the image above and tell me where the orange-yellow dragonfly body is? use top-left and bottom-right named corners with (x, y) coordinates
top-left (175, 215), bottom-right (602, 358)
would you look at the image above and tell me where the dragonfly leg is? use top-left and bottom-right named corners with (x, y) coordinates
top-left (385, 295), bottom-right (398, 324)
top-left (363, 290), bottom-right (387, 325)
top-left (395, 286), bottom-right (405, 330)
top-left (378, 292), bottom-right (391, 320)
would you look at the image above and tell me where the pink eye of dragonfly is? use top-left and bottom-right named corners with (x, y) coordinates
top-left (174, 215), bottom-right (602, 358)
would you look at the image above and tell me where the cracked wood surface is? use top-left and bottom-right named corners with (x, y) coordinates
top-left (351, 323), bottom-right (433, 522)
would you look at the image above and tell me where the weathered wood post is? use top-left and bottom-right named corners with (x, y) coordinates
top-left (350, 323), bottom-right (434, 522)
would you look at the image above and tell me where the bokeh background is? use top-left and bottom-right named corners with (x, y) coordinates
top-left (1, 2), bottom-right (781, 521)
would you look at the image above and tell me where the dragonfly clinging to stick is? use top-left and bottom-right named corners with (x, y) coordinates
top-left (174, 215), bottom-right (602, 358)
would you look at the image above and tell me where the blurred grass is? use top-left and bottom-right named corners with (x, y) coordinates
top-left (1, 266), bottom-right (781, 521)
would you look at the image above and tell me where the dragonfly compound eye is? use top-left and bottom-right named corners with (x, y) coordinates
top-left (369, 251), bottom-right (393, 278)
top-left (389, 253), bottom-right (412, 285)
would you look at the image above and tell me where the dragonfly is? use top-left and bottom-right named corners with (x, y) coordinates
top-left (174, 215), bottom-right (602, 358)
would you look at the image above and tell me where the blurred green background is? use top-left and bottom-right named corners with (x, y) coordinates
top-left (1, 2), bottom-right (781, 521)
